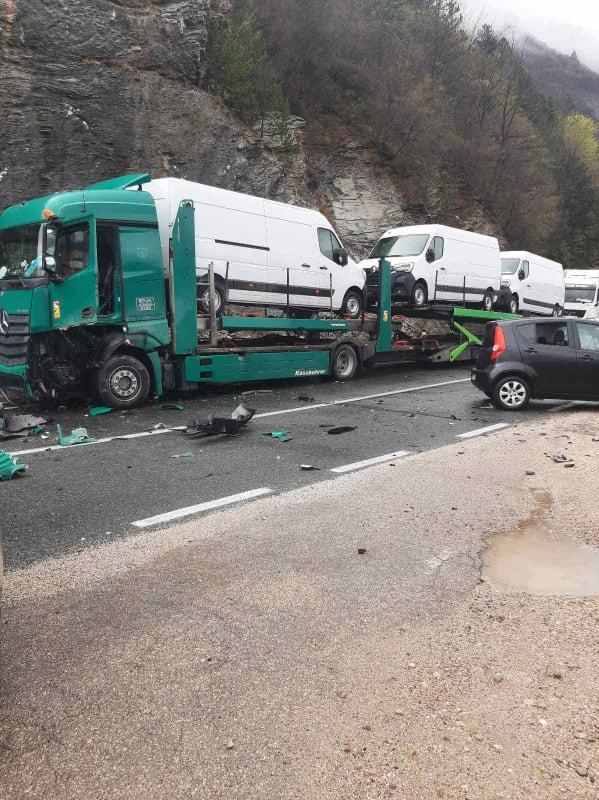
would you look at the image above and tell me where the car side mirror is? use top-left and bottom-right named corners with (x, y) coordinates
top-left (518, 269), bottom-right (525, 280)
top-left (333, 248), bottom-right (349, 266)
top-left (426, 249), bottom-right (435, 263)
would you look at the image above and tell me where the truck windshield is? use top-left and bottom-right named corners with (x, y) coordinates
top-left (501, 258), bottom-right (520, 274)
top-left (0, 224), bottom-right (45, 279)
top-left (369, 234), bottom-right (429, 259)
top-left (565, 285), bottom-right (597, 304)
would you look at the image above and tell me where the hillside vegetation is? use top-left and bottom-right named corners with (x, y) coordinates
top-left (207, 0), bottom-right (599, 269)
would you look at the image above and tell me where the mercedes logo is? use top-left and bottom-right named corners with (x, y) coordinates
top-left (0, 310), bottom-right (9, 336)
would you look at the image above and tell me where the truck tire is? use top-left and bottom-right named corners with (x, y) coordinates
top-left (97, 354), bottom-right (151, 409)
top-left (199, 281), bottom-right (225, 316)
top-left (331, 344), bottom-right (359, 382)
top-left (342, 290), bottom-right (363, 319)
top-left (411, 280), bottom-right (428, 308)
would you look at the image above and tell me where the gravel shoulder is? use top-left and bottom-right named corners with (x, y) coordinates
top-left (1, 410), bottom-right (598, 799)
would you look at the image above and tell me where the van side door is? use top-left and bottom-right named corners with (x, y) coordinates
top-left (317, 228), bottom-right (346, 310)
top-left (267, 217), bottom-right (324, 309)
top-left (518, 260), bottom-right (533, 313)
top-left (426, 236), bottom-right (448, 301)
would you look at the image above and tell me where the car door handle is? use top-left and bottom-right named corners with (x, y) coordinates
top-left (578, 354), bottom-right (593, 361)
top-left (301, 263), bottom-right (311, 269)
top-left (439, 267), bottom-right (446, 271)
top-left (319, 266), bottom-right (328, 271)
top-left (523, 347), bottom-right (538, 354)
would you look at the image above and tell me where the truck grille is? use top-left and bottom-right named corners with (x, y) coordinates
top-left (0, 313), bottom-right (30, 366)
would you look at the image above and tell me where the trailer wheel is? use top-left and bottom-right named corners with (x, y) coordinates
top-left (482, 289), bottom-right (494, 312)
top-left (97, 354), bottom-right (151, 409)
top-left (331, 344), bottom-right (359, 381)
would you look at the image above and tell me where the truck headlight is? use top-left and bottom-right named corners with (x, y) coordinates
top-left (392, 263), bottom-right (414, 273)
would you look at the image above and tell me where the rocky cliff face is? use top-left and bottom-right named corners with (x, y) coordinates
top-left (0, 0), bottom-right (498, 261)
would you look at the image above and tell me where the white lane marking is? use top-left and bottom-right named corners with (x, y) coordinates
top-left (331, 450), bottom-right (412, 474)
top-left (10, 427), bottom-right (177, 457)
top-left (132, 487), bottom-right (273, 529)
top-left (8, 377), bottom-right (470, 458)
top-left (456, 423), bottom-right (510, 440)
top-left (255, 378), bottom-right (470, 419)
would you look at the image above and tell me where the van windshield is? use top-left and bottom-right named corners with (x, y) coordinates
top-left (501, 258), bottom-right (521, 275)
top-left (565, 285), bottom-right (597, 304)
top-left (369, 234), bottom-right (429, 259)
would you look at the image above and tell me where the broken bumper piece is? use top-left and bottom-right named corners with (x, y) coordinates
top-left (184, 403), bottom-right (256, 438)
top-left (0, 449), bottom-right (27, 480)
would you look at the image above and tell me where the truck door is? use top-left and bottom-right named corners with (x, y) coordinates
top-left (48, 215), bottom-right (98, 329)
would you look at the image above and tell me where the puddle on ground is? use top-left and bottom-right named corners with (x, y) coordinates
top-left (483, 491), bottom-right (599, 597)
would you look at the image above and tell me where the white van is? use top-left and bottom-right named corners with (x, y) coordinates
top-left (564, 270), bottom-right (599, 319)
top-left (360, 224), bottom-right (501, 310)
top-left (499, 251), bottom-right (565, 316)
top-left (141, 178), bottom-right (365, 318)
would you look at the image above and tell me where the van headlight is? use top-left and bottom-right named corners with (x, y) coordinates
top-left (392, 263), bottom-right (414, 273)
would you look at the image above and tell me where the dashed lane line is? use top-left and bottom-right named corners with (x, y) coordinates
top-left (456, 423), bottom-right (510, 440)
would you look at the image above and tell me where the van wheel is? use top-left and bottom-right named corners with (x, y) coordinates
top-left (411, 281), bottom-right (428, 308)
top-left (492, 376), bottom-right (531, 411)
top-left (482, 289), bottom-right (494, 312)
top-left (509, 294), bottom-right (519, 314)
top-left (97, 354), bottom-right (151, 409)
top-left (552, 304), bottom-right (561, 317)
top-left (331, 344), bottom-right (359, 381)
top-left (342, 290), bottom-right (363, 319)
top-left (199, 281), bottom-right (225, 316)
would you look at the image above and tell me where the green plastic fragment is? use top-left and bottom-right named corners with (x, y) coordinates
top-left (88, 406), bottom-right (113, 416)
top-left (57, 425), bottom-right (96, 447)
top-left (25, 424), bottom-right (46, 438)
top-left (0, 449), bottom-right (27, 480)
top-left (262, 431), bottom-right (292, 442)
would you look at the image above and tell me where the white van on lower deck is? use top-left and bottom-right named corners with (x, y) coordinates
top-left (360, 224), bottom-right (501, 310)
top-left (141, 178), bottom-right (366, 318)
top-left (499, 251), bottom-right (565, 316)
top-left (564, 270), bottom-right (599, 319)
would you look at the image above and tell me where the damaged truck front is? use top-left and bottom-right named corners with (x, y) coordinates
top-left (0, 175), bottom-right (171, 407)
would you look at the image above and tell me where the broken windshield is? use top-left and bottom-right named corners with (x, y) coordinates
top-left (369, 234), bottom-right (430, 259)
top-left (0, 223), bottom-right (47, 280)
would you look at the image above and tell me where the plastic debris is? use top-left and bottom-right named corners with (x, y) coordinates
top-left (0, 413), bottom-right (48, 438)
top-left (0, 449), bottom-right (27, 480)
top-left (262, 431), bottom-right (292, 442)
top-left (547, 451), bottom-right (570, 463)
top-left (171, 452), bottom-right (194, 459)
top-left (300, 464), bottom-right (319, 471)
top-left (56, 425), bottom-right (96, 447)
top-left (327, 426), bottom-right (357, 436)
top-left (151, 422), bottom-right (167, 430)
top-left (25, 424), bottom-right (47, 438)
top-left (88, 405), bottom-right (112, 416)
top-left (185, 403), bottom-right (256, 438)
top-left (160, 401), bottom-right (185, 411)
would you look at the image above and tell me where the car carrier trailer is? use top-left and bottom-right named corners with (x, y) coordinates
top-left (0, 174), bottom-right (518, 409)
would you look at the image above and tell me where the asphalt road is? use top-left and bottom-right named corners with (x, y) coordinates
top-left (0, 363), bottom-right (578, 569)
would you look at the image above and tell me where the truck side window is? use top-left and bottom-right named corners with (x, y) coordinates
top-left (56, 224), bottom-right (89, 278)
top-left (433, 236), bottom-right (444, 261)
top-left (318, 228), bottom-right (334, 261)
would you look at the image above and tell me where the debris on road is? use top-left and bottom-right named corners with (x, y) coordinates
top-left (56, 425), bottom-right (96, 447)
top-left (88, 406), bottom-right (112, 417)
top-left (547, 451), bottom-right (571, 464)
top-left (327, 426), bottom-right (357, 436)
top-left (297, 394), bottom-right (315, 403)
top-left (151, 423), bottom-right (167, 430)
top-left (185, 403), bottom-right (256, 438)
top-left (526, 470), bottom-right (536, 476)
top-left (0, 449), bottom-right (28, 480)
top-left (160, 401), bottom-right (185, 411)
top-left (0, 413), bottom-right (48, 439)
top-left (357, 548), bottom-right (367, 555)
top-left (171, 452), bottom-right (194, 459)
top-left (300, 464), bottom-right (320, 471)
top-left (262, 431), bottom-right (292, 442)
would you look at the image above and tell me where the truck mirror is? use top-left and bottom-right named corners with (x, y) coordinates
top-left (518, 269), bottom-right (525, 280)
top-left (43, 255), bottom-right (60, 281)
top-left (426, 249), bottom-right (435, 263)
top-left (335, 248), bottom-right (349, 266)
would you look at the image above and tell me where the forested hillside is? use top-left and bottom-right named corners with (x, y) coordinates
top-left (2, 0), bottom-right (599, 268)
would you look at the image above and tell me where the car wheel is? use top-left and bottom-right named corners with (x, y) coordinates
top-left (331, 344), bottom-right (359, 381)
top-left (492, 376), bottom-right (531, 411)
top-left (482, 289), bottom-right (494, 312)
top-left (97, 354), bottom-right (151, 409)
top-left (509, 294), bottom-right (519, 314)
top-left (411, 280), bottom-right (428, 308)
top-left (199, 281), bottom-right (225, 316)
top-left (342, 290), bottom-right (363, 319)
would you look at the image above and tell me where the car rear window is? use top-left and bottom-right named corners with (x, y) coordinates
top-left (483, 323), bottom-right (496, 346)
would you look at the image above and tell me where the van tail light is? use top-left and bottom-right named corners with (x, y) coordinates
top-left (491, 325), bottom-right (506, 361)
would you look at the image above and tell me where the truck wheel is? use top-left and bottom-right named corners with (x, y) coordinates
top-left (411, 281), bottom-right (428, 308)
top-left (342, 290), bottom-right (363, 319)
top-left (331, 344), bottom-right (359, 381)
top-left (482, 289), bottom-right (494, 312)
top-left (509, 294), bottom-right (519, 314)
top-left (199, 281), bottom-right (225, 316)
top-left (97, 354), bottom-right (151, 409)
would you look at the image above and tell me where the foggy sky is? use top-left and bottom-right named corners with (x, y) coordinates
top-left (461, 0), bottom-right (599, 70)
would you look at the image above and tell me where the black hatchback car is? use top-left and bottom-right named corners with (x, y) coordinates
top-left (471, 317), bottom-right (599, 410)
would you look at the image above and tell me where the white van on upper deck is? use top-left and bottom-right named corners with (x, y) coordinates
top-left (499, 251), bottom-right (565, 316)
top-left (141, 178), bottom-right (366, 318)
top-left (360, 224), bottom-right (501, 310)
